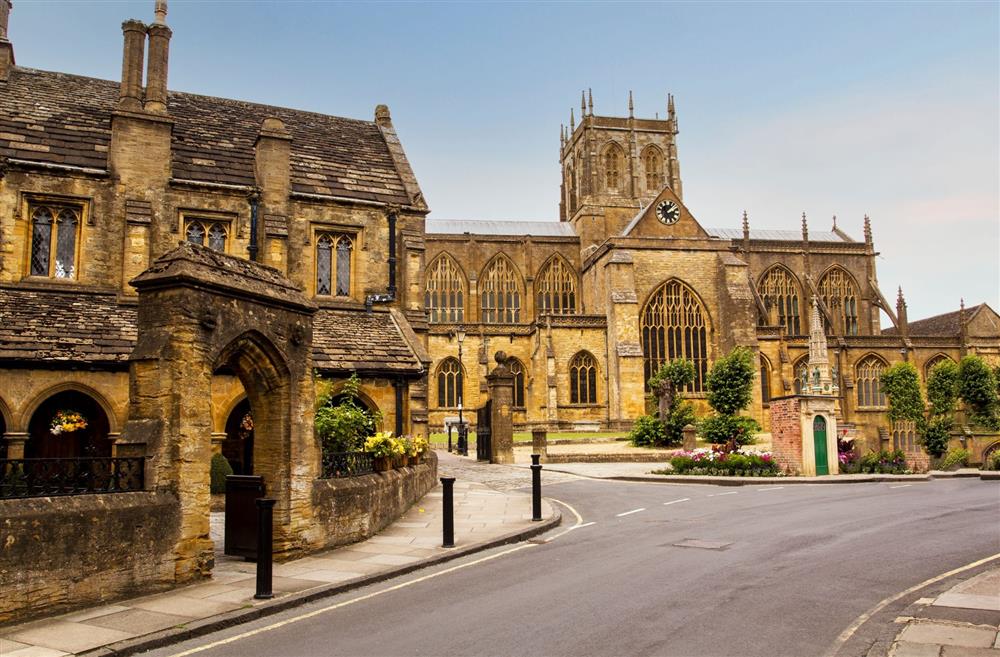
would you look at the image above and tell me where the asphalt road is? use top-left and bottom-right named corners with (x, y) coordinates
top-left (145, 477), bottom-right (999, 657)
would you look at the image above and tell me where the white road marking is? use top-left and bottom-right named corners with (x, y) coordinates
top-left (616, 508), bottom-right (646, 517)
top-left (577, 521), bottom-right (597, 528)
top-left (707, 491), bottom-right (738, 497)
top-left (758, 486), bottom-right (785, 491)
top-left (663, 498), bottom-right (691, 506)
top-left (826, 552), bottom-right (1000, 657)
top-left (889, 484), bottom-right (912, 489)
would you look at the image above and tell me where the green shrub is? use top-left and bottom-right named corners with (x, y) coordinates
top-left (315, 373), bottom-right (382, 453)
top-left (958, 356), bottom-right (1000, 429)
top-left (981, 451), bottom-right (1000, 471)
top-left (667, 448), bottom-right (779, 476)
top-left (927, 360), bottom-right (960, 417)
top-left (940, 448), bottom-right (970, 471)
top-left (706, 347), bottom-right (756, 416)
top-left (629, 415), bottom-right (666, 447)
top-left (699, 414), bottom-right (760, 446)
top-left (210, 453), bottom-right (233, 494)
top-left (857, 449), bottom-right (908, 474)
top-left (919, 416), bottom-right (953, 457)
top-left (882, 362), bottom-right (925, 424)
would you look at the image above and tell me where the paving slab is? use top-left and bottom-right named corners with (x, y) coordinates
top-left (6, 621), bottom-right (136, 653)
top-left (898, 622), bottom-right (997, 649)
top-left (82, 609), bottom-right (190, 634)
top-left (5, 646), bottom-right (71, 657)
top-left (940, 647), bottom-right (1000, 656)
top-left (891, 641), bottom-right (944, 657)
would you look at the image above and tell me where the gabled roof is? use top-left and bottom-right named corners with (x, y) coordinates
top-left (426, 219), bottom-right (577, 237)
top-left (0, 68), bottom-right (413, 205)
top-left (883, 303), bottom-right (996, 337)
top-left (706, 227), bottom-right (852, 242)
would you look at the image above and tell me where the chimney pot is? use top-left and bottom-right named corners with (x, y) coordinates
top-left (118, 19), bottom-right (147, 111)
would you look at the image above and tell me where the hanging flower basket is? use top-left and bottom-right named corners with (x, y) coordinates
top-left (50, 410), bottom-right (88, 435)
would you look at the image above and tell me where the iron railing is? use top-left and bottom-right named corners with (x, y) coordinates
top-left (0, 457), bottom-right (145, 499)
top-left (320, 451), bottom-right (375, 479)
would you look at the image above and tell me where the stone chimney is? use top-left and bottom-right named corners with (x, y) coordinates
top-left (144, 0), bottom-right (171, 113)
top-left (118, 19), bottom-right (147, 111)
top-left (0, 0), bottom-right (15, 82)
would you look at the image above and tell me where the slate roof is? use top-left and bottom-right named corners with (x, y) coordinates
top-left (0, 68), bottom-right (412, 205)
top-left (706, 228), bottom-right (851, 242)
top-left (0, 287), bottom-right (423, 374)
top-left (426, 219), bottom-right (577, 237)
top-left (0, 287), bottom-right (138, 364)
top-left (882, 303), bottom-right (986, 337)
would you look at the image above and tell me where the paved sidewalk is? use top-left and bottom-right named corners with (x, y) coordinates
top-left (888, 567), bottom-right (1000, 657)
top-left (0, 461), bottom-right (558, 657)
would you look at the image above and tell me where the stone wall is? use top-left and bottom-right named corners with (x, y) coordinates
top-left (310, 452), bottom-right (437, 549)
top-left (769, 396), bottom-right (802, 474)
top-left (0, 491), bottom-right (181, 625)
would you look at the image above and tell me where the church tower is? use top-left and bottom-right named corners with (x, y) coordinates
top-left (559, 90), bottom-right (683, 248)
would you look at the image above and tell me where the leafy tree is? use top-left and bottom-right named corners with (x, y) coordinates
top-left (881, 362), bottom-right (925, 424)
top-left (957, 356), bottom-right (1000, 430)
top-left (700, 347), bottom-right (760, 450)
top-left (315, 373), bottom-right (383, 453)
top-left (631, 359), bottom-right (696, 447)
top-left (926, 360), bottom-right (960, 417)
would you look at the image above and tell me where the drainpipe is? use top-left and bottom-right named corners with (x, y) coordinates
top-left (365, 206), bottom-right (399, 311)
top-left (394, 378), bottom-right (405, 436)
top-left (247, 188), bottom-right (261, 262)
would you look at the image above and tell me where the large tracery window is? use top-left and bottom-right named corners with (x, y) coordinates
top-left (436, 358), bottom-right (464, 408)
top-left (603, 143), bottom-right (624, 191)
top-left (818, 267), bottom-right (860, 336)
top-left (856, 355), bottom-right (887, 408)
top-left (480, 255), bottom-right (521, 324)
top-left (643, 146), bottom-right (663, 191)
top-left (509, 358), bottom-right (526, 408)
top-left (317, 233), bottom-right (353, 296)
top-left (758, 266), bottom-right (802, 334)
top-left (641, 280), bottom-right (710, 392)
top-left (569, 352), bottom-right (598, 405)
top-left (184, 218), bottom-right (228, 252)
top-left (30, 204), bottom-right (80, 279)
top-left (425, 255), bottom-right (465, 323)
top-left (536, 256), bottom-right (577, 315)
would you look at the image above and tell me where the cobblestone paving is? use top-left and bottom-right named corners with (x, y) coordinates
top-left (436, 450), bottom-right (582, 492)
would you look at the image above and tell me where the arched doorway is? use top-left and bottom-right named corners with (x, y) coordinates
top-left (26, 390), bottom-right (112, 459)
top-left (813, 415), bottom-right (829, 476)
top-left (222, 398), bottom-right (254, 475)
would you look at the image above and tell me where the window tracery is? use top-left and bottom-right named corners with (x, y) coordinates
top-left (603, 143), bottom-right (624, 191)
top-left (480, 256), bottom-right (521, 324)
top-left (509, 358), bottom-right (526, 408)
top-left (642, 146), bottom-right (663, 191)
top-left (855, 355), bottom-right (887, 408)
top-left (436, 358), bottom-right (464, 408)
top-left (758, 266), bottom-right (801, 334)
top-left (184, 218), bottom-right (229, 252)
top-left (30, 204), bottom-right (80, 279)
top-left (536, 256), bottom-right (577, 315)
top-left (818, 267), bottom-right (860, 336)
top-left (425, 255), bottom-right (466, 323)
top-left (316, 233), bottom-right (353, 296)
top-left (640, 280), bottom-right (710, 392)
top-left (569, 352), bottom-right (598, 404)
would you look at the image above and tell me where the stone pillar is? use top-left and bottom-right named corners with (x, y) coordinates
top-left (531, 427), bottom-right (548, 462)
top-left (211, 432), bottom-right (226, 456)
top-left (4, 432), bottom-right (28, 459)
top-left (486, 352), bottom-right (515, 464)
top-left (682, 424), bottom-right (697, 451)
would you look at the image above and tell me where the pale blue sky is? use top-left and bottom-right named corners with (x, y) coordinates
top-left (9, 0), bottom-right (999, 321)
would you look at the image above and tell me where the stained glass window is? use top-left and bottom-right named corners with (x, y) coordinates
top-left (818, 267), bottom-right (860, 336)
top-left (536, 256), bottom-right (576, 315)
top-left (29, 204), bottom-right (80, 279)
top-left (641, 279), bottom-right (710, 392)
top-left (425, 255), bottom-right (465, 323)
top-left (758, 266), bottom-right (802, 334)
top-left (315, 233), bottom-right (353, 297)
top-left (437, 358), bottom-right (464, 408)
top-left (316, 234), bottom-right (333, 295)
top-left (570, 352), bottom-right (598, 404)
top-left (481, 255), bottom-right (521, 324)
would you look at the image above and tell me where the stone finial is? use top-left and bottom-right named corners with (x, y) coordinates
top-left (742, 210), bottom-right (750, 236)
top-left (570, 107), bottom-right (575, 132)
top-left (896, 286), bottom-right (905, 307)
top-left (864, 214), bottom-right (872, 244)
top-left (581, 90), bottom-right (586, 114)
top-left (560, 123), bottom-right (565, 147)
top-left (0, 0), bottom-right (11, 41)
top-left (801, 212), bottom-right (808, 241)
top-left (374, 104), bottom-right (391, 127)
top-left (154, 0), bottom-right (167, 25)
top-left (832, 214), bottom-right (837, 230)
top-left (588, 88), bottom-right (593, 115)
top-left (494, 350), bottom-right (508, 366)
top-left (628, 90), bottom-right (634, 118)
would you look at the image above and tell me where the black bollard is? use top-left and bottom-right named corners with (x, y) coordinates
top-left (254, 498), bottom-right (277, 600)
top-left (457, 424), bottom-right (469, 457)
top-left (530, 454), bottom-right (542, 521)
top-left (440, 477), bottom-right (456, 547)
top-left (447, 425), bottom-right (453, 453)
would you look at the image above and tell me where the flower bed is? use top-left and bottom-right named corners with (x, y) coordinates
top-left (660, 448), bottom-right (781, 477)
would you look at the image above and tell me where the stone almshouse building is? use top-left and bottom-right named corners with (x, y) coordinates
top-left (1, 0), bottom-right (998, 468)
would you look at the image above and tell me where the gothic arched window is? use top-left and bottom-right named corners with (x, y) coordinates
top-left (481, 255), bottom-right (522, 324)
top-left (184, 218), bottom-right (229, 253)
top-left (570, 352), bottom-right (598, 405)
top-left (642, 146), bottom-right (663, 191)
top-left (567, 165), bottom-right (578, 215)
top-left (640, 280), bottom-right (710, 392)
top-left (509, 358), bottom-right (526, 408)
top-left (856, 355), bottom-right (888, 408)
top-left (924, 354), bottom-right (954, 381)
top-left (436, 358), bottom-right (464, 408)
top-left (892, 420), bottom-right (918, 453)
top-left (758, 266), bottom-right (802, 334)
top-left (425, 255), bottom-right (466, 323)
top-left (792, 355), bottom-right (809, 394)
top-left (30, 205), bottom-right (80, 279)
top-left (818, 267), bottom-right (860, 336)
top-left (536, 256), bottom-right (577, 315)
top-left (603, 143), bottom-right (624, 192)
top-left (316, 233), bottom-right (353, 297)
top-left (760, 355), bottom-right (772, 404)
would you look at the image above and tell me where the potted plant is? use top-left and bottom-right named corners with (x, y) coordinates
top-left (50, 410), bottom-right (88, 435)
top-left (411, 436), bottom-right (429, 465)
top-left (364, 431), bottom-right (404, 472)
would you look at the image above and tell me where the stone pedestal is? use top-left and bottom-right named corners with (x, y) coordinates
top-left (531, 427), bottom-right (548, 462)
top-left (486, 352), bottom-right (514, 465)
top-left (4, 432), bottom-right (27, 459)
top-left (682, 424), bottom-right (697, 451)
top-left (211, 432), bottom-right (227, 456)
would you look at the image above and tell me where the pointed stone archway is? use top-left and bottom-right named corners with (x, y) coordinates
top-left (120, 242), bottom-right (317, 581)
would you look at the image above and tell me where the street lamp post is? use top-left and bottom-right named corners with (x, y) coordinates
top-left (454, 327), bottom-right (468, 456)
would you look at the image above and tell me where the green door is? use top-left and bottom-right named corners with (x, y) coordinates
top-left (813, 415), bottom-right (829, 475)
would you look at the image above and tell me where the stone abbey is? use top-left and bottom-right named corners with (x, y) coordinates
top-left (1, 0), bottom-right (999, 473)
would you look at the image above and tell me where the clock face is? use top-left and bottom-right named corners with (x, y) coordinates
top-left (656, 200), bottom-right (681, 225)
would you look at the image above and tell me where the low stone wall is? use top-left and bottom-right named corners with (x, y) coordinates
top-left (311, 452), bottom-right (438, 550)
top-left (0, 491), bottom-right (181, 625)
